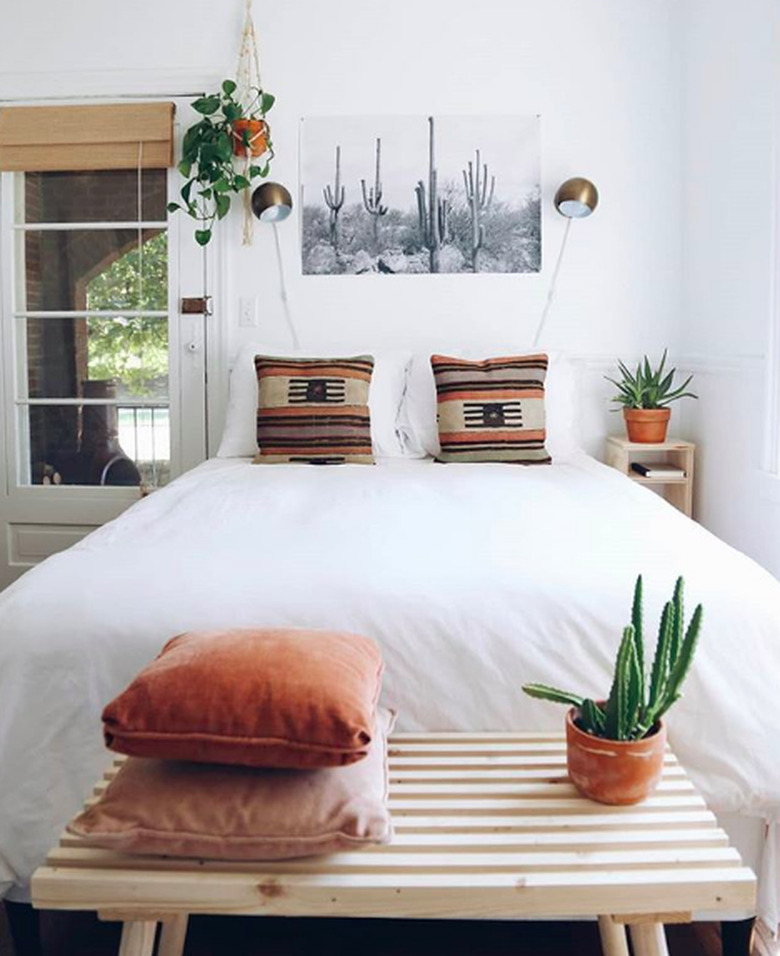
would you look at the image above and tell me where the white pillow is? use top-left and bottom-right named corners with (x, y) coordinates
top-left (217, 345), bottom-right (412, 459)
top-left (398, 350), bottom-right (583, 461)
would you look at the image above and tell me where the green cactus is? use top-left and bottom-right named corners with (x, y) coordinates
top-left (522, 575), bottom-right (703, 741)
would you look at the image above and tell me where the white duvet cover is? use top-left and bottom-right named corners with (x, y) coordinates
top-left (1, 455), bottom-right (779, 919)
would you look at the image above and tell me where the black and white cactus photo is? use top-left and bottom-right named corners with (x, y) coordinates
top-left (300, 115), bottom-right (541, 275)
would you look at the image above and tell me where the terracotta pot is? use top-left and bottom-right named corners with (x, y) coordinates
top-left (623, 407), bottom-right (671, 443)
top-left (231, 119), bottom-right (269, 157)
top-left (566, 708), bottom-right (666, 805)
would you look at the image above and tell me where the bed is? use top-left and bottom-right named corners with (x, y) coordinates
top-left (0, 453), bottom-right (779, 930)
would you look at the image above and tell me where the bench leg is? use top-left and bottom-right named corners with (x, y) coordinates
top-left (629, 923), bottom-right (670, 956)
top-left (2, 902), bottom-right (42, 956)
top-left (598, 915), bottom-right (630, 956)
top-left (158, 914), bottom-right (189, 956)
top-left (721, 918), bottom-right (755, 956)
top-left (118, 919), bottom-right (157, 956)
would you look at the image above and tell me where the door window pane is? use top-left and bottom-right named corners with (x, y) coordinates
top-left (25, 316), bottom-right (168, 400)
top-left (21, 169), bottom-right (167, 223)
top-left (22, 403), bottom-right (170, 489)
top-left (14, 168), bottom-right (173, 490)
top-left (19, 228), bottom-right (167, 312)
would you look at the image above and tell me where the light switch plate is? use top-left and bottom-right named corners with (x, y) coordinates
top-left (238, 296), bottom-right (258, 327)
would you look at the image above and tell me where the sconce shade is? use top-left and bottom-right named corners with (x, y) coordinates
top-left (554, 177), bottom-right (599, 219)
top-left (251, 182), bottom-right (293, 222)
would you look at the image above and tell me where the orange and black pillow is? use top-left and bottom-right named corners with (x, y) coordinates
top-left (253, 355), bottom-right (374, 464)
top-left (431, 353), bottom-right (551, 464)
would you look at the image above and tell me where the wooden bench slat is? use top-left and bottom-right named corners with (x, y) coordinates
top-left (391, 810), bottom-right (717, 831)
top-left (31, 865), bottom-right (756, 920)
top-left (388, 795), bottom-right (706, 813)
top-left (46, 845), bottom-right (743, 875)
top-left (58, 825), bottom-right (727, 852)
top-left (387, 766), bottom-right (688, 781)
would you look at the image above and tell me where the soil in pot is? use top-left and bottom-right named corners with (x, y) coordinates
top-left (623, 407), bottom-right (671, 443)
top-left (566, 708), bottom-right (666, 805)
top-left (232, 119), bottom-right (269, 157)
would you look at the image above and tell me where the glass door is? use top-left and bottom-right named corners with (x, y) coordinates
top-left (0, 119), bottom-right (208, 587)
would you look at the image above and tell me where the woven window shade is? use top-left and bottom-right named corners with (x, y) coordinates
top-left (0, 102), bottom-right (175, 172)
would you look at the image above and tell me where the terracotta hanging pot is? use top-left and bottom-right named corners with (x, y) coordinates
top-left (566, 707), bottom-right (666, 806)
top-left (623, 407), bottom-right (671, 443)
top-left (231, 118), bottom-right (269, 157)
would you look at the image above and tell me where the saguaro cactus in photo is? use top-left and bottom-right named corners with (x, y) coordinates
top-left (462, 150), bottom-right (495, 271)
top-left (323, 145), bottom-right (345, 253)
top-left (361, 138), bottom-right (389, 253)
top-left (415, 116), bottom-right (449, 273)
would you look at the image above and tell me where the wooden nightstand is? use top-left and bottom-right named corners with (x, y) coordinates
top-left (605, 436), bottom-right (695, 518)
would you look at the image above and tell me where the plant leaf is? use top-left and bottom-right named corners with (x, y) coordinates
top-left (222, 79), bottom-right (237, 96)
top-left (215, 193), bottom-right (230, 219)
top-left (521, 684), bottom-right (584, 707)
top-left (631, 574), bottom-right (645, 707)
top-left (194, 229), bottom-right (212, 246)
top-left (192, 96), bottom-right (220, 115)
top-left (581, 698), bottom-right (606, 736)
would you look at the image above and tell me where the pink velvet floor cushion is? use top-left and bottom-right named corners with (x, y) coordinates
top-left (102, 628), bottom-right (383, 769)
top-left (70, 709), bottom-right (396, 860)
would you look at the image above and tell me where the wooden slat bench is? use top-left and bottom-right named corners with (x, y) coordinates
top-left (31, 733), bottom-right (756, 956)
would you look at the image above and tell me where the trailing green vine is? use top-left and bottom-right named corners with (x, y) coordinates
top-left (168, 80), bottom-right (275, 245)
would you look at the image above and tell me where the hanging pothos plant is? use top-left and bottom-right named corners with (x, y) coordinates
top-left (168, 80), bottom-right (275, 245)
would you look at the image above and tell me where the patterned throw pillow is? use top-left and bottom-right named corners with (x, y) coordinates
top-left (431, 353), bottom-right (551, 464)
top-left (253, 355), bottom-right (374, 464)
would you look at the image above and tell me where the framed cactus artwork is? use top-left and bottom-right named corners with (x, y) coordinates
top-left (300, 115), bottom-right (541, 275)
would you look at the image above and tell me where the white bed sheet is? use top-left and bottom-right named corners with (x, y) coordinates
top-left (1, 454), bottom-right (779, 920)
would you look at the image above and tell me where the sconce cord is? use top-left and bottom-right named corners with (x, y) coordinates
top-left (273, 222), bottom-right (301, 351)
top-left (532, 216), bottom-right (572, 348)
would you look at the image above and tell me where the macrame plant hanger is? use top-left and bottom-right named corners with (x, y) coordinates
top-left (235, 0), bottom-right (264, 246)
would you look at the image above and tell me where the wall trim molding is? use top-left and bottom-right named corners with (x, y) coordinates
top-left (0, 69), bottom-right (222, 102)
top-left (570, 352), bottom-right (764, 374)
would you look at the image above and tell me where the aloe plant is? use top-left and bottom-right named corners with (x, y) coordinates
top-left (522, 575), bottom-right (702, 741)
top-left (606, 350), bottom-right (697, 409)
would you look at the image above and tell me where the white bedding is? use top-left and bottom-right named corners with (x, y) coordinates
top-left (1, 454), bottom-right (779, 920)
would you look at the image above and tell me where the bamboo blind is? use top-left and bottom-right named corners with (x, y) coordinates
top-left (0, 102), bottom-right (175, 172)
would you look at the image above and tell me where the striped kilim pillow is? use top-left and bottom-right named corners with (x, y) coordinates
top-left (431, 353), bottom-right (551, 464)
top-left (253, 355), bottom-right (375, 464)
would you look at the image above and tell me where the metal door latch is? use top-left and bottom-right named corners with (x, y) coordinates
top-left (180, 296), bottom-right (213, 315)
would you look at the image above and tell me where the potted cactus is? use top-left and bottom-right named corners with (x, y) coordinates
top-left (606, 350), bottom-right (697, 443)
top-left (523, 575), bottom-right (702, 805)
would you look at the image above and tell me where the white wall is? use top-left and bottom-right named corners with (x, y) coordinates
top-left (679, 0), bottom-right (780, 577)
top-left (0, 0), bottom-right (685, 457)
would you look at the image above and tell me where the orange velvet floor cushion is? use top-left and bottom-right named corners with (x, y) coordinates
top-left (102, 628), bottom-right (383, 769)
top-left (71, 709), bottom-right (395, 860)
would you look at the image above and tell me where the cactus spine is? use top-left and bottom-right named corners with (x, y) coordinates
top-left (462, 150), bottom-right (495, 271)
top-left (522, 575), bottom-right (703, 741)
top-left (361, 137), bottom-right (388, 252)
top-left (323, 145), bottom-right (345, 254)
top-left (415, 116), bottom-right (449, 273)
